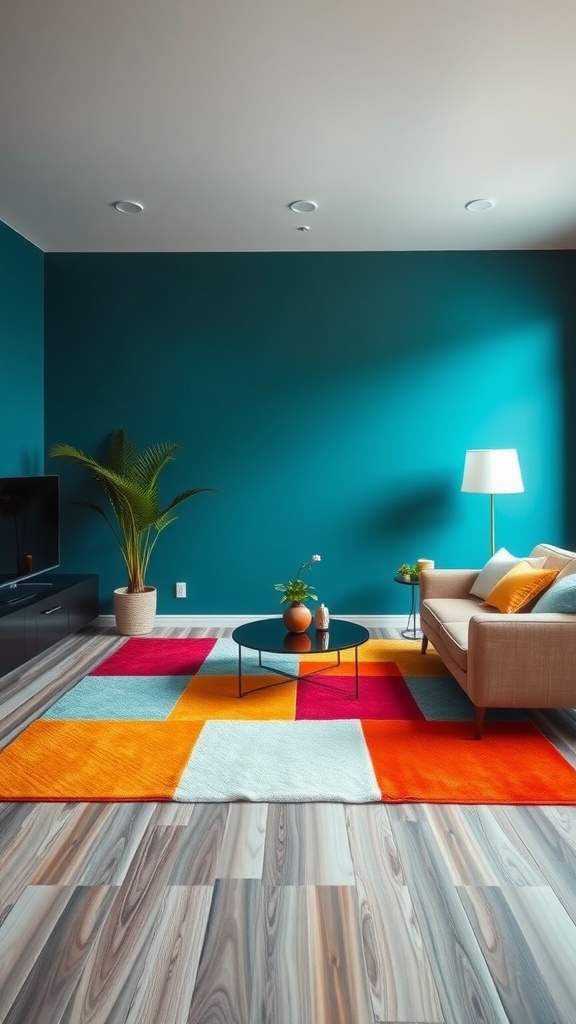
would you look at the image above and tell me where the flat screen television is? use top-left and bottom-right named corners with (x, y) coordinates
top-left (0, 475), bottom-right (60, 600)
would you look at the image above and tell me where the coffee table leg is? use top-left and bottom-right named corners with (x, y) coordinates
top-left (238, 644), bottom-right (243, 698)
top-left (354, 645), bottom-right (359, 699)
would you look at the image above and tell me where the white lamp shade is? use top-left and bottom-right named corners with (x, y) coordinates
top-left (461, 449), bottom-right (524, 494)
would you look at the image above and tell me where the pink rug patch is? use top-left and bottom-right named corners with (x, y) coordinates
top-left (295, 672), bottom-right (426, 720)
top-left (92, 637), bottom-right (217, 676)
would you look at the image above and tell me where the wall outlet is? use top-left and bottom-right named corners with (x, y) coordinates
top-left (175, 582), bottom-right (186, 599)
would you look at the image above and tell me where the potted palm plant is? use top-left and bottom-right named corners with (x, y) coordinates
top-left (50, 429), bottom-right (214, 635)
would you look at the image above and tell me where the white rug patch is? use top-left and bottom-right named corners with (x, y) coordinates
top-left (194, 636), bottom-right (299, 679)
top-left (175, 719), bottom-right (381, 802)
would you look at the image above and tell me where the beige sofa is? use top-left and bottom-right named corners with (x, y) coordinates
top-left (419, 544), bottom-right (576, 738)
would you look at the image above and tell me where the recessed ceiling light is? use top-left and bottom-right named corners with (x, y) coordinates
top-left (465, 199), bottom-right (495, 212)
top-left (289, 199), bottom-right (318, 214)
top-left (114, 200), bottom-right (144, 214)
top-left (296, 225), bottom-right (311, 232)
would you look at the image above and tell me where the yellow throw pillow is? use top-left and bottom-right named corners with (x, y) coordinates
top-left (484, 561), bottom-right (560, 613)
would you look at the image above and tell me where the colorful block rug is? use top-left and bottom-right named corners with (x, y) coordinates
top-left (1, 636), bottom-right (576, 804)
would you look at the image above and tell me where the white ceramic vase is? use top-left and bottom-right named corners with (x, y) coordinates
top-left (314, 603), bottom-right (330, 630)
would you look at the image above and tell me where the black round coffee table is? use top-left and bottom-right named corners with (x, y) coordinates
top-left (231, 617), bottom-right (369, 697)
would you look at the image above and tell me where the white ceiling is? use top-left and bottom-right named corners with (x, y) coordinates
top-left (2, 0), bottom-right (576, 253)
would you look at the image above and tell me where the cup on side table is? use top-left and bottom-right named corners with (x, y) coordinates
top-left (417, 559), bottom-right (435, 573)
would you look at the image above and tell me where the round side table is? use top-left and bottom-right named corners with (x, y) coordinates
top-left (393, 575), bottom-right (423, 640)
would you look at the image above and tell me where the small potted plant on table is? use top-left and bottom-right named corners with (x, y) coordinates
top-left (274, 554), bottom-right (321, 632)
top-left (397, 562), bottom-right (420, 582)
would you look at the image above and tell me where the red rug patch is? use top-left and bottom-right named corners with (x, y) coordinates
top-left (295, 672), bottom-right (425, 720)
top-left (91, 636), bottom-right (217, 676)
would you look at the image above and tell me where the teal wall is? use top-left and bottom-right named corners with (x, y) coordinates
top-left (44, 250), bottom-right (576, 615)
top-left (0, 221), bottom-right (44, 472)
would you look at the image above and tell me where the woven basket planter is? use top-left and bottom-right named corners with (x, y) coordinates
top-left (113, 586), bottom-right (157, 636)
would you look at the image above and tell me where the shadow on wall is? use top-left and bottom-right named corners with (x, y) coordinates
top-left (381, 478), bottom-right (455, 533)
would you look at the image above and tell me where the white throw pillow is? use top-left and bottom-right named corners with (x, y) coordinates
top-left (470, 547), bottom-right (546, 600)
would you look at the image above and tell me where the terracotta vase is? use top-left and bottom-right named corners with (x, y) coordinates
top-left (282, 602), bottom-right (312, 633)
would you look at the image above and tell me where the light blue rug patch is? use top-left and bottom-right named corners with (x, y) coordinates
top-left (194, 636), bottom-right (299, 679)
top-left (43, 674), bottom-right (192, 720)
top-left (175, 719), bottom-right (381, 802)
top-left (404, 675), bottom-right (525, 721)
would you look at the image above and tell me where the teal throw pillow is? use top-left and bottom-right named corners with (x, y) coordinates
top-left (531, 573), bottom-right (576, 613)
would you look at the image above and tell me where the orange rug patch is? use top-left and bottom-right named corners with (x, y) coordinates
top-left (298, 659), bottom-right (403, 678)
top-left (0, 720), bottom-right (203, 801)
top-left (362, 719), bottom-right (576, 804)
top-left (168, 675), bottom-right (296, 720)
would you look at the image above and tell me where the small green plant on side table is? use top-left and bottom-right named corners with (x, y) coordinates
top-left (396, 562), bottom-right (421, 582)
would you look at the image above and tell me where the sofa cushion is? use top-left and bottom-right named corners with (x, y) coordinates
top-left (437, 622), bottom-right (470, 672)
top-left (531, 573), bottom-right (576, 613)
top-left (420, 601), bottom-right (472, 672)
top-left (421, 597), bottom-right (498, 674)
top-left (470, 547), bottom-right (546, 599)
top-left (483, 563), bottom-right (559, 613)
top-left (529, 544), bottom-right (576, 578)
top-left (422, 597), bottom-right (488, 624)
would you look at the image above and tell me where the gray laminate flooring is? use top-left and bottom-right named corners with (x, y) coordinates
top-left (1, 625), bottom-right (576, 1024)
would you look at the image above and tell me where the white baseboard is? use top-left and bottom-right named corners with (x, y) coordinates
top-left (96, 613), bottom-right (417, 629)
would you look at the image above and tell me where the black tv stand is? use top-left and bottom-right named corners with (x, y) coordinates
top-left (0, 592), bottom-right (38, 606)
top-left (0, 574), bottom-right (98, 676)
top-left (0, 581), bottom-right (54, 605)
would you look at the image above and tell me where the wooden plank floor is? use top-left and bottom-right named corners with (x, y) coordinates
top-left (1, 625), bottom-right (576, 1023)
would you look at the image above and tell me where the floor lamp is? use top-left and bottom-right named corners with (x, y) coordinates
top-left (461, 449), bottom-right (524, 556)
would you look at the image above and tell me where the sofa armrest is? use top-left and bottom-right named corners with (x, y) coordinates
top-left (467, 613), bottom-right (576, 707)
top-left (419, 568), bottom-right (479, 601)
